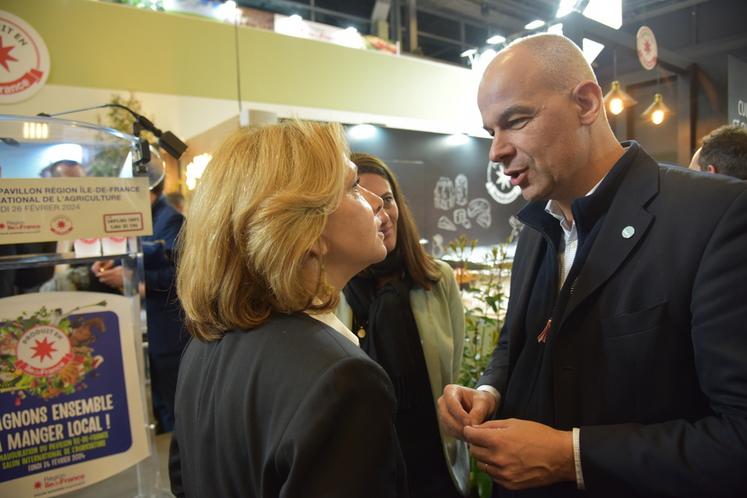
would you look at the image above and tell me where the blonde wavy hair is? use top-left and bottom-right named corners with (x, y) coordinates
top-left (176, 120), bottom-right (349, 341)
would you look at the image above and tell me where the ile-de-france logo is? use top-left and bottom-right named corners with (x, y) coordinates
top-left (15, 324), bottom-right (73, 377)
top-left (485, 161), bottom-right (521, 205)
top-left (0, 10), bottom-right (50, 104)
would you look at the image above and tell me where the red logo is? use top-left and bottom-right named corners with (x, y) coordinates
top-left (15, 325), bottom-right (72, 377)
top-left (0, 37), bottom-right (18, 71)
top-left (0, 10), bottom-right (50, 103)
top-left (50, 215), bottom-right (73, 235)
top-left (636, 26), bottom-right (658, 71)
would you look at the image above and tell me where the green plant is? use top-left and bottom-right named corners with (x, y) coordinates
top-left (88, 93), bottom-right (155, 177)
top-left (448, 234), bottom-right (511, 389)
top-left (447, 234), bottom-right (513, 498)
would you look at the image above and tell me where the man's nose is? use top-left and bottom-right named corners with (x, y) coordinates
top-left (489, 133), bottom-right (515, 164)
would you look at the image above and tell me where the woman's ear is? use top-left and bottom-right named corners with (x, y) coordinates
top-left (572, 80), bottom-right (603, 125)
top-left (308, 238), bottom-right (328, 260)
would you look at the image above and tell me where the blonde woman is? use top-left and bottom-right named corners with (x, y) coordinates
top-left (337, 153), bottom-right (469, 497)
top-left (169, 121), bottom-right (407, 498)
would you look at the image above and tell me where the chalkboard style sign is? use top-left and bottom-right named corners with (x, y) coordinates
top-left (346, 125), bottom-right (525, 258)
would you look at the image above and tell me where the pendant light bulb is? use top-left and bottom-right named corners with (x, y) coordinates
top-left (603, 80), bottom-right (636, 115)
top-left (609, 97), bottom-right (624, 115)
top-left (651, 109), bottom-right (665, 125)
top-left (641, 93), bottom-right (673, 126)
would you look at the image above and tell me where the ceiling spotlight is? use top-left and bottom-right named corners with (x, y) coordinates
top-left (486, 34), bottom-right (506, 45)
top-left (348, 124), bottom-right (377, 140)
top-left (445, 133), bottom-right (469, 146)
top-left (524, 20), bottom-right (546, 30)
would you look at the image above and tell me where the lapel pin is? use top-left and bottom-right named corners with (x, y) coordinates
top-left (621, 225), bottom-right (635, 239)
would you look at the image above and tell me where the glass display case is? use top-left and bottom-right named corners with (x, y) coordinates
top-left (0, 114), bottom-right (168, 497)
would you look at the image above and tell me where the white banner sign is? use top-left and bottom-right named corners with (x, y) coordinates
top-left (0, 178), bottom-right (152, 244)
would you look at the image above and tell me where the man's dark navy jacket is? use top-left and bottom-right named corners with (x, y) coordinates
top-left (481, 142), bottom-right (747, 497)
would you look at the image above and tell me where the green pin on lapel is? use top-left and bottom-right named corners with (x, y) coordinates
top-left (622, 226), bottom-right (635, 239)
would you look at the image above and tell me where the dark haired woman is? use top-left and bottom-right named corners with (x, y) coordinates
top-left (338, 152), bottom-right (469, 498)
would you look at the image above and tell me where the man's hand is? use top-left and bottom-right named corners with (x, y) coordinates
top-left (465, 418), bottom-right (575, 490)
top-left (92, 260), bottom-right (124, 291)
top-left (437, 384), bottom-right (497, 440)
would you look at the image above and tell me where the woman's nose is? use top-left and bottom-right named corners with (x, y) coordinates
top-left (360, 186), bottom-right (383, 214)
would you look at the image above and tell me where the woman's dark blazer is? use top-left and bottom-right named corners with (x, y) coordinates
top-left (169, 313), bottom-right (408, 498)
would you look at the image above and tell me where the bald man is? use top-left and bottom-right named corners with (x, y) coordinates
top-left (438, 34), bottom-right (747, 497)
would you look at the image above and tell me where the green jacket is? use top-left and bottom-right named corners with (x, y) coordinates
top-left (337, 259), bottom-right (470, 496)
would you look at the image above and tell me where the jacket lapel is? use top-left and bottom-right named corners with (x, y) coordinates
top-left (507, 228), bottom-right (545, 362)
top-left (560, 149), bottom-right (660, 325)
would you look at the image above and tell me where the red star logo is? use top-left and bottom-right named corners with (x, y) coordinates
top-left (31, 337), bottom-right (57, 362)
top-left (0, 38), bottom-right (18, 72)
top-left (644, 40), bottom-right (651, 53)
top-left (57, 219), bottom-right (68, 229)
top-left (34, 481), bottom-right (42, 489)
top-left (0, 223), bottom-right (5, 229)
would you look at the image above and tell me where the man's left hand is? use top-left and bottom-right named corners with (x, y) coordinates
top-left (464, 418), bottom-right (575, 490)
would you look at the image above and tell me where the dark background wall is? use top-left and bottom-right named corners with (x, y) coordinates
top-left (346, 126), bottom-right (525, 258)
top-left (594, 0), bottom-right (747, 164)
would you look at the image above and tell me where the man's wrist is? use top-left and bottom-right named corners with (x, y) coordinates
top-left (572, 427), bottom-right (585, 489)
top-left (476, 385), bottom-right (501, 416)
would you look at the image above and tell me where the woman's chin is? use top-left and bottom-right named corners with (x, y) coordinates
top-left (372, 243), bottom-right (388, 263)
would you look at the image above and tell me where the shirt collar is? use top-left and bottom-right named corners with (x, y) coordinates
top-left (307, 311), bottom-right (360, 346)
top-left (519, 141), bottom-right (639, 244)
top-left (544, 177), bottom-right (604, 232)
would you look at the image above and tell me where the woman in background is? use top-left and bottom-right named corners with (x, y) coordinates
top-left (170, 122), bottom-right (407, 498)
top-left (338, 152), bottom-right (469, 498)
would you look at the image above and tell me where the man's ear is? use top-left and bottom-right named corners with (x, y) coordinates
top-left (707, 164), bottom-right (718, 174)
top-left (572, 80), bottom-right (603, 125)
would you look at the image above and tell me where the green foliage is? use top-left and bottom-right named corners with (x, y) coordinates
top-left (97, 93), bottom-right (155, 143)
top-left (88, 93), bottom-right (155, 177)
top-left (448, 234), bottom-right (514, 498)
top-left (448, 234), bottom-right (512, 389)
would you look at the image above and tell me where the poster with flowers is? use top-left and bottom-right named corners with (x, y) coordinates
top-left (0, 292), bottom-right (148, 497)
